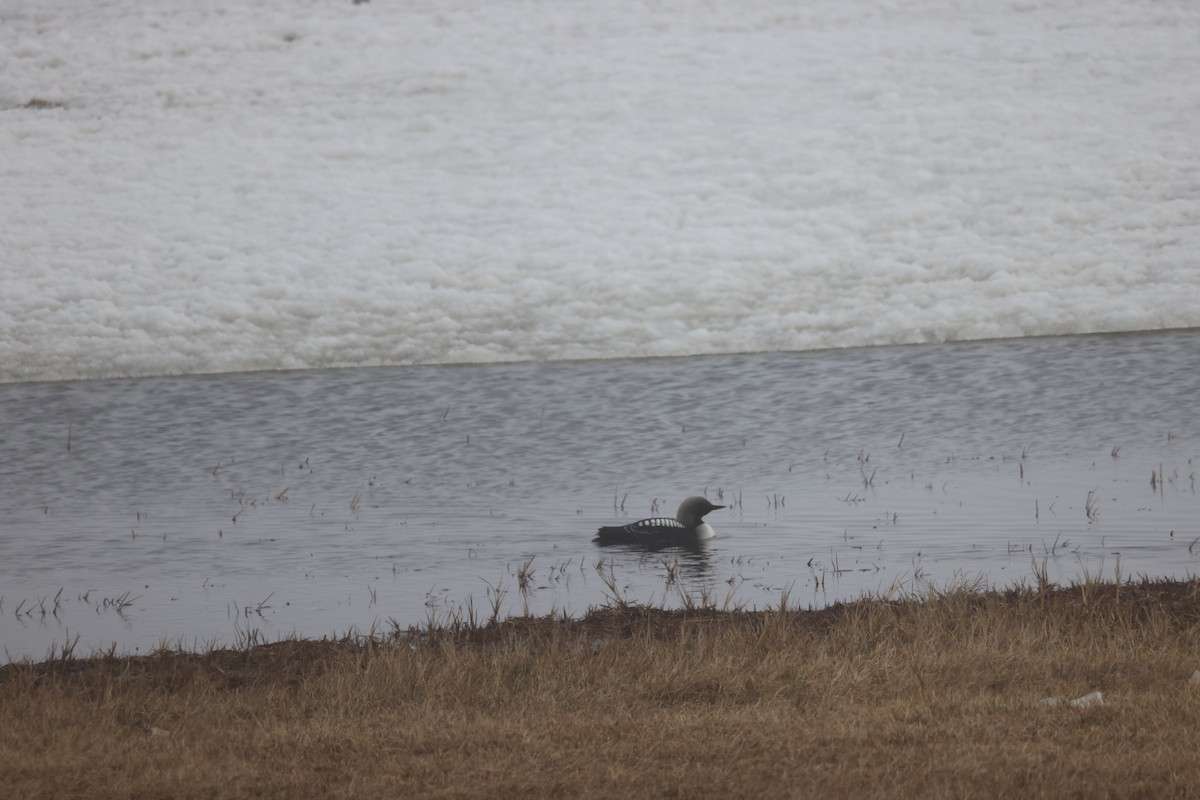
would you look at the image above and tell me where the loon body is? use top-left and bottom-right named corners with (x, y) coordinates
top-left (594, 496), bottom-right (726, 545)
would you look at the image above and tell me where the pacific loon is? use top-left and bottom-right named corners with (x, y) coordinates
top-left (594, 496), bottom-right (725, 545)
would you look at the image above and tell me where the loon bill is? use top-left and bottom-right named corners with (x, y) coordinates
top-left (594, 496), bottom-right (725, 544)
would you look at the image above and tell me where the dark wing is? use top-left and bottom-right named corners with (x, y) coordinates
top-left (594, 517), bottom-right (688, 544)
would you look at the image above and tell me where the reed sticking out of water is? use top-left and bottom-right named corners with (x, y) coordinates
top-left (595, 559), bottom-right (627, 608)
top-left (98, 591), bottom-right (137, 616)
top-left (660, 557), bottom-right (679, 587)
top-left (480, 577), bottom-right (506, 626)
top-left (515, 557), bottom-right (535, 595)
top-left (860, 461), bottom-right (877, 488)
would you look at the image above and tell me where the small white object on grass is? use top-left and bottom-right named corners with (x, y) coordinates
top-left (1040, 691), bottom-right (1103, 708)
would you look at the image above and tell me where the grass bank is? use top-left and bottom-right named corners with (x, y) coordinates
top-left (4, 577), bottom-right (1200, 798)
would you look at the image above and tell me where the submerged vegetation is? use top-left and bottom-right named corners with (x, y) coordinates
top-left (4, 575), bottom-right (1200, 798)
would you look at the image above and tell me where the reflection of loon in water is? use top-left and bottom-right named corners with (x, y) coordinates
top-left (594, 496), bottom-right (725, 545)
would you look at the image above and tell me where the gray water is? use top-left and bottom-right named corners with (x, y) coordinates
top-left (2, 330), bottom-right (1197, 661)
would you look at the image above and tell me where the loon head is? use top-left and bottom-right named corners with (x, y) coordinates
top-left (675, 496), bottom-right (726, 528)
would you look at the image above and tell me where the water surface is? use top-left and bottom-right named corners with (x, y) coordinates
top-left (1, 330), bottom-right (1197, 661)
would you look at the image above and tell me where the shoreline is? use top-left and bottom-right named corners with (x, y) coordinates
top-left (4, 577), bottom-right (1200, 797)
top-left (5, 325), bottom-right (1199, 388)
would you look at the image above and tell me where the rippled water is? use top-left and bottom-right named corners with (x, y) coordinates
top-left (2, 330), bottom-right (1197, 661)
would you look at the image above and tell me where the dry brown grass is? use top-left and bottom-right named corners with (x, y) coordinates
top-left (5, 577), bottom-right (1200, 798)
